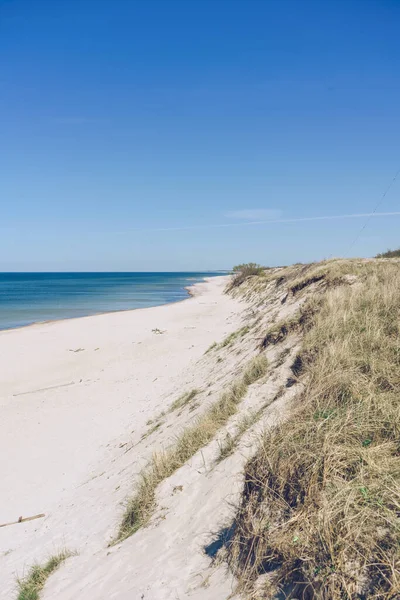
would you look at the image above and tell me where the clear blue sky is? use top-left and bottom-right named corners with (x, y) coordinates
top-left (1, 0), bottom-right (400, 271)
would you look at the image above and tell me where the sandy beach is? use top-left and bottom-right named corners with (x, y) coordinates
top-left (0, 276), bottom-right (246, 598)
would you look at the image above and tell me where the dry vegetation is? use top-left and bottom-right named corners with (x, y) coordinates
top-left (206, 326), bottom-right (251, 353)
top-left (170, 388), bottom-right (198, 412)
top-left (226, 259), bottom-right (400, 599)
top-left (16, 551), bottom-right (71, 600)
top-left (216, 410), bottom-right (261, 462)
top-left (220, 326), bottom-right (251, 348)
top-left (115, 354), bottom-right (268, 542)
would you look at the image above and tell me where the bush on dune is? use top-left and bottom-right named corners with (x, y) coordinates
top-left (376, 247), bottom-right (400, 258)
top-left (228, 263), bottom-right (265, 289)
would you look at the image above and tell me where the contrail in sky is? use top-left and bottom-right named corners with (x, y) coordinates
top-left (109, 211), bottom-right (400, 234)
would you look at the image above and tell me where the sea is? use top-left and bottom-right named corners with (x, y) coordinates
top-left (0, 272), bottom-right (223, 331)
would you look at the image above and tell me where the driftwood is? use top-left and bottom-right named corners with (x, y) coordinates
top-left (0, 513), bottom-right (45, 528)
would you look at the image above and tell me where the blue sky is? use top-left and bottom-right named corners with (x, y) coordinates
top-left (1, 0), bottom-right (400, 271)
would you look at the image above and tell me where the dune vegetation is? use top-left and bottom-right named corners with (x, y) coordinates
top-left (225, 259), bottom-right (400, 598)
top-left (115, 354), bottom-right (268, 542)
top-left (376, 247), bottom-right (400, 258)
top-left (227, 262), bottom-right (265, 290)
top-left (16, 551), bottom-right (72, 600)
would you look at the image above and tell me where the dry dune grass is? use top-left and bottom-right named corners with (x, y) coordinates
top-left (226, 258), bottom-right (366, 305)
top-left (116, 354), bottom-right (268, 542)
top-left (170, 388), bottom-right (198, 412)
top-left (227, 260), bottom-right (400, 599)
top-left (216, 410), bottom-right (261, 463)
top-left (220, 326), bottom-right (251, 348)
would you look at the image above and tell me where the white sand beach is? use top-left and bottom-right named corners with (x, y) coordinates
top-left (0, 276), bottom-right (247, 598)
top-left (0, 263), bottom-right (310, 600)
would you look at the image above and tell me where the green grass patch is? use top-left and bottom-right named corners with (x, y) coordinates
top-left (17, 551), bottom-right (71, 600)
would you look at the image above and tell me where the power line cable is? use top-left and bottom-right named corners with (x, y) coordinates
top-left (345, 166), bottom-right (400, 255)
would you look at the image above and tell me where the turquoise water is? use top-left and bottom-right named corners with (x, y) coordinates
top-left (0, 272), bottom-right (221, 331)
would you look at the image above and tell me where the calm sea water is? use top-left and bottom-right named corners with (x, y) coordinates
top-left (0, 272), bottom-right (221, 331)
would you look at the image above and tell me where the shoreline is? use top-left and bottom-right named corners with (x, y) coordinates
top-left (0, 271), bottom-right (243, 597)
top-left (0, 275), bottom-right (224, 336)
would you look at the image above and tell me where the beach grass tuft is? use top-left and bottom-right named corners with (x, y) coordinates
top-left (115, 354), bottom-right (268, 542)
top-left (216, 410), bottom-right (261, 462)
top-left (16, 551), bottom-right (71, 600)
top-left (205, 341), bottom-right (217, 353)
top-left (219, 326), bottom-right (250, 348)
top-left (170, 389), bottom-right (198, 412)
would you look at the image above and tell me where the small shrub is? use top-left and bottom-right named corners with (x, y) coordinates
top-left (228, 263), bottom-right (264, 289)
top-left (376, 247), bottom-right (400, 258)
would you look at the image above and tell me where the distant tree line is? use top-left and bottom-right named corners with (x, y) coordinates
top-left (376, 248), bottom-right (400, 258)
